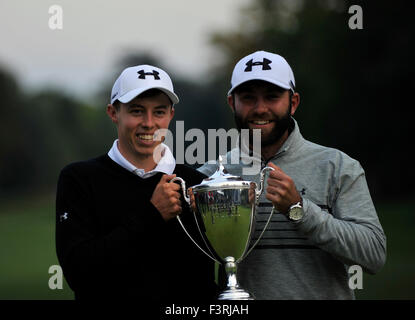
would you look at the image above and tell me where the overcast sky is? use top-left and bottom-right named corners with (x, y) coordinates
top-left (0, 0), bottom-right (250, 99)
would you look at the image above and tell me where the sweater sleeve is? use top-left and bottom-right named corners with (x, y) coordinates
top-left (295, 160), bottom-right (387, 274)
top-left (55, 166), bottom-right (167, 292)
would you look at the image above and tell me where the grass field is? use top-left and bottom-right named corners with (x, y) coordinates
top-left (0, 194), bottom-right (74, 300)
top-left (0, 194), bottom-right (413, 300)
top-left (354, 201), bottom-right (415, 299)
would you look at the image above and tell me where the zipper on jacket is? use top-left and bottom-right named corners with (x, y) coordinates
top-left (262, 147), bottom-right (288, 169)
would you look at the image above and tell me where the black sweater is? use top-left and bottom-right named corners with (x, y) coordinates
top-left (56, 154), bottom-right (217, 301)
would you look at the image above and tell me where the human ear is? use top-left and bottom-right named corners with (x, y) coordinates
top-left (290, 92), bottom-right (300, 115)
top-left (169, 107), bottom-right (175, 121)
top-left (227, 95), bottom-right (235, 112)
top-left (106, 104), bottom-right (118, 124)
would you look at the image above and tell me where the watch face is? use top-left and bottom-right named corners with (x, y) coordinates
top-left (289, 207), bottom-right (303, 221)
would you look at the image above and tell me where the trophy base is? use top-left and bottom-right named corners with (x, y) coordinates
top-left (218, 287), bottom-right (255, 300)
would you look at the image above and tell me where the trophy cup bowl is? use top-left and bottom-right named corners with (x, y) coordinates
top-left (171, 156), bottom-right (275, 300)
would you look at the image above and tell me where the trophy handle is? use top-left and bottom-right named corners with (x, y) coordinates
top-left (170, 177), bottom-right (191, 205)
top-left (243, 166), bottom-right (276, 259)
top-left (255, 166), bottom-right (274, 204)
top-left (169, 177), bottom-right (218, 263)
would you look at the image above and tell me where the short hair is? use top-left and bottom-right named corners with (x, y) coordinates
top-left (112, 89), bottom-right (173, 110)
top-left (231, 81), bottom-right (292, 107)
top-left (112, 100), bottom-right (121, 110)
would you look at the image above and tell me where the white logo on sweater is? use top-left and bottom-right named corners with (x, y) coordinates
top-left (59, 212), bottom-right (68, 222)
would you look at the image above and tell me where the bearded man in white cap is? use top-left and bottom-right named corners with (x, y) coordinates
top-left (56, 65), bottom-right (217, 300)
top-left (198, 51), bottom-right (386, 299)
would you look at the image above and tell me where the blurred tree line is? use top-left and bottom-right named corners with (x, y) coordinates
top-left (209, 0), bottom-right (414, 202)
top-left (0, 0), bottom-right (413, 203)
top-left (0, 53), bottom-right (232, 200)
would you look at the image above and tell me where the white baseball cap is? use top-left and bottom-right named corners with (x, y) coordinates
top-left (110, 64), bottom-right (179, 105)
top-left (228, 51), bottom-right (296, 96)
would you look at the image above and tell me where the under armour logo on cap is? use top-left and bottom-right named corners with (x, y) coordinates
top-left (244, 58), bottom-right (272, 72)
top-left (137, 69), bottom-right (160, 80)
top-left (110, 64), bottom-right (179, 105)
top-left (228, 51), bottom-right (296, 96)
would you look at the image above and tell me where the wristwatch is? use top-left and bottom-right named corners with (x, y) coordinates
top-left (287, 201), bottom-right (304, 221)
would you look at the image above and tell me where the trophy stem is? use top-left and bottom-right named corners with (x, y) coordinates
top-left (217, 257), bottom-right (254, 300)
top-left (225, 257), bottom-right (238, 288)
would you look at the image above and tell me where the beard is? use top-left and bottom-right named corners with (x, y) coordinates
top-left (234, 104), bottom-right (292, 147)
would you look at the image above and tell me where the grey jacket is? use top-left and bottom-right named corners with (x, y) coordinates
top-left (198, 118), bottom-right (386, 299)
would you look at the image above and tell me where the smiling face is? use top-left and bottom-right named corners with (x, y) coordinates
top-left (107, 90), bottom-right (174, 168)
top-left (228, 80), bottom-right (300, 157)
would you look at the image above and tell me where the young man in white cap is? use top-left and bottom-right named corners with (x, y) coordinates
top-left (56, 65), bottom-right (217, 300)
top-left (198, 51), bottom-right (386, 299)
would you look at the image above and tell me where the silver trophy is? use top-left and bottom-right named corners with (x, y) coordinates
top-left (171, 156), bottom-right (275, 300)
